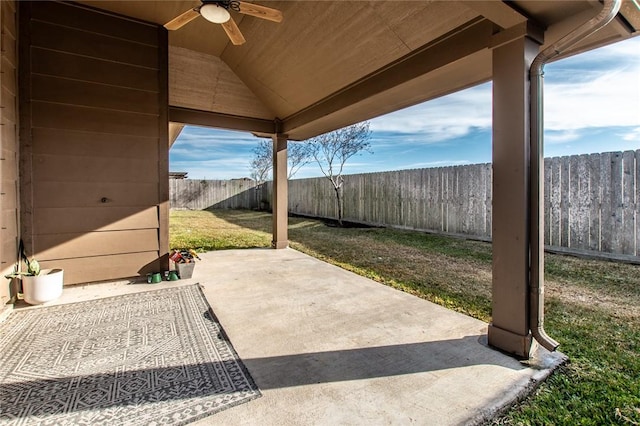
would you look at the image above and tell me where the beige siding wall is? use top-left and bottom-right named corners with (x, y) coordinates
top-left (169, 47), bottom-right (274, 120)
top-left (19, 2), bottom-right (168, 285)
top-left (1, 0), bottom-right (18, 304)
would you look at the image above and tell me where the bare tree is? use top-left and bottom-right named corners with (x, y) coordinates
top-left (304, 122), bottom-right (372, 226)
top-left (250, 139), bottom-right (310, 183)
top-left (250, 140), bottom-right (272, 184)
top-left (287, 142), bottom-right (311, 178)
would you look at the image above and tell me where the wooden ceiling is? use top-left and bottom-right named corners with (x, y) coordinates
top-left (78, 0), bottom-right (640, 140)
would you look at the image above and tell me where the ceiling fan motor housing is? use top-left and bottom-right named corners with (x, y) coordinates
top-left (202, 0), bottom-right (241, 12)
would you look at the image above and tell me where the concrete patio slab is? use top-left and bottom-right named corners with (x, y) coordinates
top-left (30, 248), bottom-right (565, 425)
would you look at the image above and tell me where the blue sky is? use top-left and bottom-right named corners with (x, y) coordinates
top-left (170, 37), bottom-right (640, 180)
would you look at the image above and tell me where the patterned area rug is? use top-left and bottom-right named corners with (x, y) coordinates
top-left (0, 284), bottom-right (260, 425)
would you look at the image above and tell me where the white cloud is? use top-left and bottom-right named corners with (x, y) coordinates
top-left (170, 126), bottom-right (264, 178)
top-left (575, 36), bottom-right (640, 62)
top-left (620, 127), bottom-right (640, 142)
top-left (544, 37), bottom-right (640, 131)
top-left (369, 37), bottom-right (640, 143)
top-left (545, 129), bottom-right (582, 145)
top-left (369, 83), bottom-right (492, 142)
top-left (544, 68), bottom-right (640, 130)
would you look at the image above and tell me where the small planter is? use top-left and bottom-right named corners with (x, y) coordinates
top-left (176, 263), bottom-right (195, 279)
top-left (22, 269), bottom-right (64, 305)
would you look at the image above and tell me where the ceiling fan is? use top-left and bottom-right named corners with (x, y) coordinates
top-left (164, 0), bottom-right (283, 46)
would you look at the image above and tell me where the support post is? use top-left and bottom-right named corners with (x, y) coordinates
top-left (488, 36), bottom-right (540, 358)
top-left (272, 133), bottom-right (288, 249)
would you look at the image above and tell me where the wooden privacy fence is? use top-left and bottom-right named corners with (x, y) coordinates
top-left (289, 163), bottom-right (493, 237)
top-left (545, 151), bottom-right (638, 255)
top-left (169, 179), bottom-right (266, 210)
top-left (170, 150), bottom-right (639, 257)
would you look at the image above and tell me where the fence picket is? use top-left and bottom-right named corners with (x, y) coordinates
top-left (589, 153), bottom-right (601, 251)
top-left (600, 152), bottom-right (613, 252)
top-left (569, 155), bottom-right (580, 248)
top-left (544, 158), bottom-right (551, 245)
top-left (622, 151), bottom-right (635, 254)
top-left (485, 164), bottom-right (492, 236)
top-left (549, 157), bottom-right (562, 246)
top-left (170, 150), bottom-right (639, 257)
top-left (637, 150), bottom-right (640, 257)
top-left (576, 154), bottom-right (591, 249)
top-left (610, 152), bottom-right (624, 253)
top-left (561, 157), bottom-right (570, 247)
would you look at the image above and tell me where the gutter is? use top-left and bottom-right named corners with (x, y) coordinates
top-left (529, 0), bottom-right (622, 351)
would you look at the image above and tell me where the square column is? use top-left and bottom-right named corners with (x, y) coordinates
top-left (489, 36), bottom-right (540, 358)
top-left (272, 133), bottom-right (288, 249)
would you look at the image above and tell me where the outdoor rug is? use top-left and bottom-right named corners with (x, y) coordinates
top-left (0, 284), bottom-right (260, 425)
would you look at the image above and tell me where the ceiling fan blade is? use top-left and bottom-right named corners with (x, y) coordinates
top-left (221, 17), bottom-right (246, 45)
top-left (164, 8), bottom-right (200, 30)
top-left (238, 1), bottom-right (283, 23)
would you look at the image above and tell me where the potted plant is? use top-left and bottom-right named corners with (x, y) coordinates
top-left (169, 249), bottom-right (200, 279)
top-left (5, 248), bottom-right (63, 305)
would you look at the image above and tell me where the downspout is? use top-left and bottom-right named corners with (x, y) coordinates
top-left (529, 0), bottom-right (622, 351)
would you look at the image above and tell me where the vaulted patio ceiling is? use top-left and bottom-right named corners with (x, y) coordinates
top-left (79, 0), bottom-right (639, 140)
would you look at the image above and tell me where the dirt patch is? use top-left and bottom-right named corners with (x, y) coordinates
top-left (546, 279), bottom-right (640, 320)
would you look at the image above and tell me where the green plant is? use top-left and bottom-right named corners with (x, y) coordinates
top-left (4, 257), bottom-right (41, 279)
top-left (5, 241), bottom-right (41, 279)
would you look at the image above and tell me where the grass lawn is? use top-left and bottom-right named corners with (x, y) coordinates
top-left (171, 209), bottom-right (640, 425)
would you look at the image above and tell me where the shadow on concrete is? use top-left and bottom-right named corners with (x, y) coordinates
top-left (0, 334), bottom-right (525, 422)
top-left (243, 335), bottom-right (524, 390)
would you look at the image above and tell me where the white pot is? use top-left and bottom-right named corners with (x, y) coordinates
top-left (22, 268), bottom-right (64, 305)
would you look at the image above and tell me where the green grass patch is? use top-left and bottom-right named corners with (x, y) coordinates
top-left (170, 210), bottom-right (271, 251)
top-left (170, 209), bottom-right (640, 424)
top-left (504, 299), bottom-right (640, 425)
top-left (545, 254), bottom-right (640, 300)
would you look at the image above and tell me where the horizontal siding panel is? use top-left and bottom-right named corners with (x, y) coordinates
top-left (34, 206), bottom-right (159, 235)
top-left (2, 1), bottom-right (16, 39)
top-left (169, 47), bottom-right (275, 120)
top-left (32, 154), bottom-right (158, 184)
top-left (31, 128), bottom-right (158, 160)
top-left (1, 86), bottom-right (16, 123)
top-left (1, 57), bottom-right (16, 96)
top-left (21, 1), bottom-right (166, 288)
top-left (1, 183), bottom-right (17, 210)
top-left (0, 235), bottom-right (18, 265)
top-left (1, 236), bottom-right (18, 266)
top-left (1, 57), bottom-right (16, 95)
top-left (31, 102), bottom-right (159, 137)
top-left (1, 151), bottom-right (17, 182)
top-left (1, 208), bottom-right (17, 236)
top-left (1, 0), bottom-right (17, 304)
top-left (0, 28), bottom-right (16, 68)
top-left (1, 122), bottom-right (17, 153)
top-left (30, 21), bottom-right (158, 69)
top-left (34, 229), bottom-right (159, 260)
top-left (31, 74), bottom-right (159, 115)
top-left (39, 251), bottom-right (161, 285)
top-left (34, 182), bottom-right (159, 208)
top-left (31, 48), bottom-right (159, 92)
top-left (31, 2), bottom-right (158, 47)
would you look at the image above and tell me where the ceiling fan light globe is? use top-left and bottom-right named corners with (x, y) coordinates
top-left (200, 4), bottom-right (231, 24)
